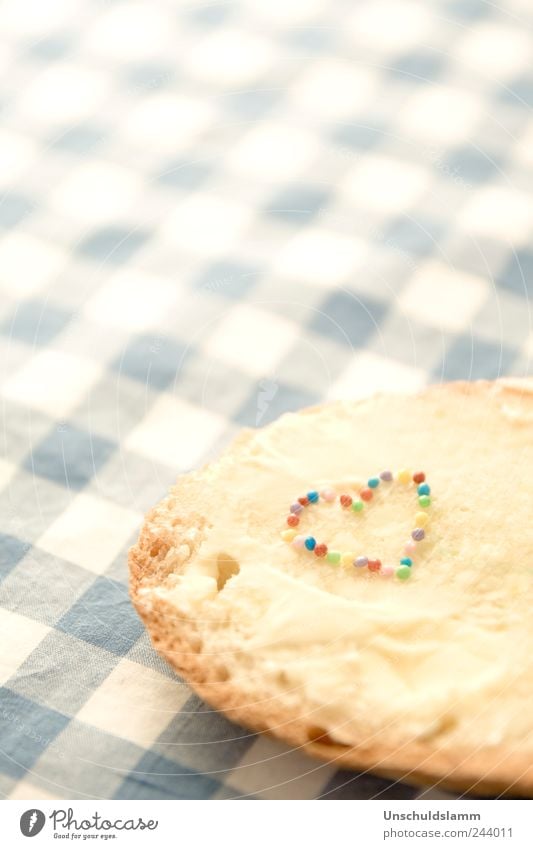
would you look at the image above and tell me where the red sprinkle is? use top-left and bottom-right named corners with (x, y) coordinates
top-left (413, 471), bottom-right (425, 484)
top-left (340, 494), bottom-right (353, 508)
top-left (287, 514), bottom-right (299, 527)
top-left (314, 543), bottom-right (328, 557)
top-left (360, 488), bottom-right (373, 502)
top-left (368, 559), bottom-right (381, 572)
top-left (298, 496), bottom-right (309, 506)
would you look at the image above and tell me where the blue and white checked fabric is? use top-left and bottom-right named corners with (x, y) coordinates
top-left (0, 0), bottom-right (532, 800)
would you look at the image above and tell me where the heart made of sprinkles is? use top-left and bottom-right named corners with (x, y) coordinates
top-left (280, 469), bottom-right (432, 581)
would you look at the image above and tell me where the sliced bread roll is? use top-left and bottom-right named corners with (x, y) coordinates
top-left (129, 379), bottom-right (533, 796)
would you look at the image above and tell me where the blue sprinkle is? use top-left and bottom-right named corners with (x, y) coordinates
top-left (307, 490), bottom-right (319, 503)
top-left (368, 477), bottom-right (380, 489)
top-left (304, 536), bottom-right (316, 550)
top-left (400, 557), bottom-right (413, 567)
top-left (417, 483), bottom-right (430, 496)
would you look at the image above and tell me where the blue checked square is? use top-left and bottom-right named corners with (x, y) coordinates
top-left (499, 75), bottom-right (533, 107)
top-left (388, 51), bottom-right (444, 83)
top-left (28, 36), bottom-right (70, 60)
top-left (0, 688), bottom-right (69, 779)
top-left (24, 423), bottom-right (116, 490)
top-left (125, 63), bottom-right (175, 92)
top-left (9, 630), bottom-right (119, 715)
top-left (174, 353), bottom-right (252, 414)
top-left (264, 184), bottom-right (330, 225)
top-left (225, 87), bottom-right (280, 118)
top-left (158, 158), bottom-right (212, 189)
top-left (321, 769), bottom-right (416, 800)
top-left (442, 147), bottom-right (501, 183)
top-left (186, 2), bottom-right (231, 26)
top-left (155, 693), bottom-right (255, 773)
top-left (332, 123), bottom-right (383, 152)
top-left (1, 298), bottom-right (71, 346)
top-left (434, 334), bottom-right (518, 381)
top-left (498, 248), bottom-right (533, 297)
top-left (78, 227), bottom-right (149, 264)
top-left (0, 547), bottom-right (95, 626)
top-left (0, 535), bottom-right (31, 582)
top-left (382, 216), bottom-right (441, 257)
top-left (193, 260), bottom-right (259, 297)
top-left (287, 25), bottom-right (334, 52)
top-left (0, 470), bottom-right (72, 545)
top-left (127, 631), bottom-right (182, 679)
top-left (371, 312), bottom-right (443, 369)
top-left (447, 0), bottom-right (490, 19)
top-left (311, 290), bottom-right (387, 348)
top-left (0, 192), bottom-right (35, 228)
top-left (114, 750), bottom-right (221, 800)
top-left (51, 125), bottom-right (107, 154)
top-left (57, 576), bottom-right (145, 656)
top-left (36, 720), bottom-right (146, 800)
top-left (112, 334), bottom-right (186, 390)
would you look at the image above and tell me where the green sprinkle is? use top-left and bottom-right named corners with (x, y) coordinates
top-left (396, 565), bottom-right (412, 581)
top-left (418, 494), bottom-right (431, 508)
top-left (351, 500), bottom-right (364, 512)
top-left (326, 551), bottom-right (341, 564)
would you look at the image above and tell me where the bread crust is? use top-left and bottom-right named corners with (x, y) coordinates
top-left (129, 380), bottom-right (533, 797)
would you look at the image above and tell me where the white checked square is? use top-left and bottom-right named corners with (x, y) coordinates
top-left (82, 3), bottom-right (174, 61)
top-left (2, 349), bottom-right (101, 418)
top-left (274, 228), bottom-right (366, 286)
top-left (185, 28), bottom-right (274, 86)
top-left (347, 0), bottom-right (431, 51)
top-left (125, 394), bottom-right (227, 470)
top-left (0, 609), bottom-right (50, 685)
top-left (84, 268), bottom-right (180, 332)
top-left (0, 232), bottom-right (65, 297)
top-left (252, 0), bottom-right (324, 26)
top-left (398, 86), bottom-right (482, 145)
top-left (398, 261), bottom-right (489, 332)
top-left (205, 304), bottom-right (296, 377)
top-left (459, 186), bottom-right (533, 242)
top-left (76, 658), bottom-right (189, 748)
top-left (3, 0), bottom-right (78, 37)
top-left (9, 780), bottom-right (58, 800)
top-left (228, 123), bottom-right (319, 181)
top-left (51, 161), bottom-right (142, 225)
top-left (328, 351), bottom-right (426, 401)
top-left (18, 63), bottom-right (107, 126)
top-left (290, 60), bottom-right (377, 120)
top-left (515, 119), bottom-right (533, 168)
top-left (121, 93), bottom-right (214, 155)
top-left (0, 130), bottom-right (38, 189)
top-left (0, 457), bottom-right (16, 490)
top-left (342, 153), bottom-right (428, 213)
top-left (162, 193), bottom-right (249, 256)
top-left (36, 493), bottom-right (142, 575)
top-left (228, 736), bottom-right (335, 799)
top-left (455, 23), bottom-right (531, 80)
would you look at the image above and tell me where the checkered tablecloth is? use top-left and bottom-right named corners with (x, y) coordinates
top-left (0, 0), bottom-right (531, 801)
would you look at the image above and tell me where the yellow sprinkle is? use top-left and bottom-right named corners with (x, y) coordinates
top-left (397, 468), bottom-right (411, 484)
top-left (415, 511), bottom-right (429, 527)
top-left (281, 529), bottom-right (297, 542)
top-left (341, 552), bottom-right (355, 567)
